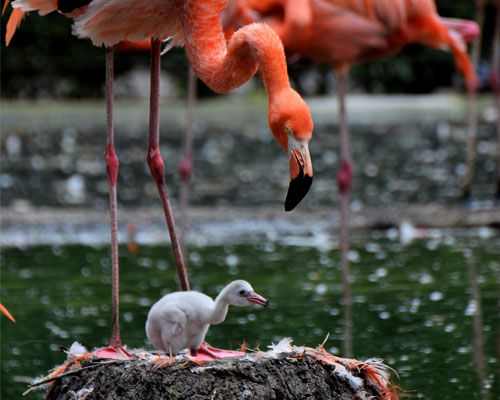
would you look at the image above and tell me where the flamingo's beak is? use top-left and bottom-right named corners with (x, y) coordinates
top-left (285, 139), bottom-right (313, 211)
top-left (247, 292), bottom-right (269, 307)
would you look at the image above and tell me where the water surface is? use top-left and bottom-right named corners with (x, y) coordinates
top-left (1, 236), bottom-right (499, 399)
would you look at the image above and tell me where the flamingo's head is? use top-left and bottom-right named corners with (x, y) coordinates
top-left (225, 280), bottom-right (268, 307)
top-left (268, 88), bottom-right (314, 211)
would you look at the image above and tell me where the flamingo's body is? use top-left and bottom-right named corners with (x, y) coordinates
top-left (6, 0), bottom-right (313, 361)
top-left (245, 0), bottom-right (477, 90)
top-left (146, 280), bottom-right (268, 356)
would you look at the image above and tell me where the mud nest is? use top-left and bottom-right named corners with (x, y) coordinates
top-left (36, 340), bottom-right (399, 400)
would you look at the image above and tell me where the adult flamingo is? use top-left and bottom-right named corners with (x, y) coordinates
top-left (8, 0), bottom-right (315, 211)
top-left (7, 0), bottom-right (314, 358)
top-left (242, 0), bottom-right (478, 355)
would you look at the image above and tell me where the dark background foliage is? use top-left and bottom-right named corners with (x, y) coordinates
top-left (1, 0), bottom-right (497, 98)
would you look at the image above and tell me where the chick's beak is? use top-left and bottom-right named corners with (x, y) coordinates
top-left (285, 140), bottom-right (313, 211)
top-left (247, 291), bottom-right (269, 307)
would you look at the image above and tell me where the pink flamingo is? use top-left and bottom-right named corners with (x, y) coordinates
top-left (6, 0), bottom-right (314, 358)
top-left (238, 0), bottom-right (478, 355)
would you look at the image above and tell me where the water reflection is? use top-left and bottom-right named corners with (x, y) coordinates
top-left (466, 249), bottom-right (490, 398)
top-left (1, 237), bottom-right (500, 399)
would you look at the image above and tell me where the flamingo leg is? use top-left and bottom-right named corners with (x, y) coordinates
top-left (147, 38), bottom-right (190, 291)
top-left (462, 0), bottom-right (486, 202)
top-left (336, 71), bottom-right (353, 358)
top-left (178, 66), bottom-right (197, 257)
top-left (462, 91), bottom-right (478, 202)
top-left (95, 48), bottom-right (131, 359)
top-left (492, 4), bottom-right (500, 202)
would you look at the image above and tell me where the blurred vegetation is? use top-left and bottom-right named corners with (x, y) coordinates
top-left (0, 0), bottom-right (497, 99)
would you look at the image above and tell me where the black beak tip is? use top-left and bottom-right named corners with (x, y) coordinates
top-left (285, 174), bottom-right (313, 211)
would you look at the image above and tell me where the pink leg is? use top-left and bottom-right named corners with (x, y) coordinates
top-left (96, 47), bottom-right (131, 359)
top-left (178, 66), bottom-right (197, 256)
top-left (462, 0), bottom-right (486, 202)
top-left (492, 5), bottom-right (500, 201)
top-left (462, 91), bottom-right (477, 202)
top-left (336, 72), bottom-right (353, 358)
top-left (148, 38), bottom-right (190, 291)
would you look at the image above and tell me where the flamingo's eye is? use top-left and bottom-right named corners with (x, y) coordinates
top-left (285, 126), bottom-right (292, 135)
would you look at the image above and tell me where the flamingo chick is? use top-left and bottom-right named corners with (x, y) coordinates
top-left (146, 280), bottom-right (268, 357)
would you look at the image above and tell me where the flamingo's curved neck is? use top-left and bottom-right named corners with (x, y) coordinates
top-left (210, 291), bottom-right (230, 325)
top-left (180, 0), bottom-right (290, 99)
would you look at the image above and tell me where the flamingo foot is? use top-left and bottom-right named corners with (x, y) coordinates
top-left (196, 342), bottom-right (246, 361)
top-left (94, 345), bottom-right (132, 359)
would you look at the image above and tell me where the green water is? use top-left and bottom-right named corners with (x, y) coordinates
top-left (1, 237), bottom-right (499, 399)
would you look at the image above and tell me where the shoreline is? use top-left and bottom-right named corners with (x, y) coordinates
top-left (2, 204), bottom-right (498, 247)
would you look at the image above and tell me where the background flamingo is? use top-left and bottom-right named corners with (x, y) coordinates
top-left (461, 0), bottom-right (486, 203)
top-left (493, 3), bottom-right (500, 202)
top-left (467, 0), bottom-right (500, 202)
top-left (6, 0), bottom-right (314, 358)
top-left (240, 0), bottom-right (478, 356)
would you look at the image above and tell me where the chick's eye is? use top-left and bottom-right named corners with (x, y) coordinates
top-left (238, 290), bottom-right (246, 296)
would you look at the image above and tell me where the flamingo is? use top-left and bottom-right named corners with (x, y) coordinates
top-left (145, 280), bottom-right (268, 358)
top-left (6, 0), bottom-right (314, 359)
top-left (239, 0), bottom-right (478, 355)
top-left (7, 0), bottom-right (315, 212)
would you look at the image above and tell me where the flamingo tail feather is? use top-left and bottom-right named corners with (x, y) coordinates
top-left (6, 8), bottom-right (26, 46)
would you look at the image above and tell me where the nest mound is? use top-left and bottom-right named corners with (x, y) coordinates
top-left (35, 339), bottom-right (399, 400)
